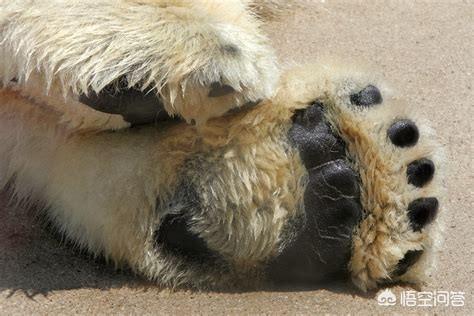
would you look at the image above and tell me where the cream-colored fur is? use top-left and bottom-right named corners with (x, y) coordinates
top-left (0, 0), bottom-right (279, 126)
top-left (0, 63), bottom-right (442, 290)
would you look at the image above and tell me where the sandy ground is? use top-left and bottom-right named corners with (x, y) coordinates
top-left (1, 1), bottom-right (473, 314)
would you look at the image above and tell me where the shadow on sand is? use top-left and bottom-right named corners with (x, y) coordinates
top-left (0, 191), bottom-right (377, 300)
top-left (0, 191), bottom-right (146, 298)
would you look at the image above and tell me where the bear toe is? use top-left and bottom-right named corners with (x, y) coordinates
top-left (407, 197), bottom-right (439, 232)
top-left (407, 158), bottom-right (435, 187)
top-left (387, 119), bottom-right (420, 147)
top-left (350, 85), bottom-right (383, 107)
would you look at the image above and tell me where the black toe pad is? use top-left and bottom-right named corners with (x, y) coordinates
top-left (387, 119), bottom-right (419, 147)
top-left (350, 85), bottom-right (383, 107)
top-left (408, 197), bottom-right (439, 231)
top-left (407, 158), bottom-right (435, 187)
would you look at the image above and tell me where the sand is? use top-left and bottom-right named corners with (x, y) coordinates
top-left (1, 1), bottom-right (473, 314)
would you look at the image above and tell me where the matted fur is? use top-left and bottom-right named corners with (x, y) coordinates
top-left (0, 0), bottom-right (279, 125)
top-left (0, 61), bottom-right (443, 290)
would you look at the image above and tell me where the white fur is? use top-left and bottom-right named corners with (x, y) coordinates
top-left (0, 0), bottom-right (279, 125)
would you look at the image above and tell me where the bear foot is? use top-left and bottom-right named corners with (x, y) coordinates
top-left (269, 65), bottom-right (443, 291)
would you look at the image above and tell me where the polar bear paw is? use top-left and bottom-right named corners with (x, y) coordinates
top-left (272, 66), bottom-right (443, 291)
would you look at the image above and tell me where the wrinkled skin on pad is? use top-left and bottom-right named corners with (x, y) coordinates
top-left (268, 103), bottom-right (362, 283)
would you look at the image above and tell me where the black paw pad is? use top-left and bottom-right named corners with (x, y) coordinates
top-left (289, 103), bottom-right (346, 169)
top-left (154, 213), bottom-right (216, 263)
top-left (272, 102), bottom-right (364, 284)
top-left (79, 78), bottom-right (177, 125)
top-left (407, 198), bottom-right (439, 231)
top-left (387, 119), bottom-right (419, 147)
top-left (393, 250), bottom-right (424, 276)
top-left (407, 158), bottom-right (435, 187)
top-left (350, 85), bottom-right (383, 107)
top-left (268, 159), bottom-right (363, 284)
top-left (291, 102), bottom-right (325, 127)
top-left (316, 159), bottom-right (360, 196)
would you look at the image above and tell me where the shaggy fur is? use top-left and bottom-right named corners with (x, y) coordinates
top-left (0, 0), bottom-right (279, 126)
top-left (0, 62), bottom-right (443, 290)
